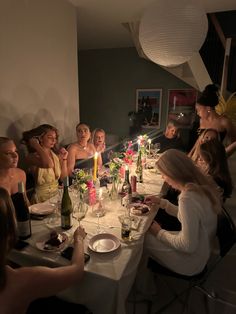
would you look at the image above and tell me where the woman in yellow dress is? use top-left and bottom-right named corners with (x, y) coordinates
top-left (22, 124), bottom-right (68, 202)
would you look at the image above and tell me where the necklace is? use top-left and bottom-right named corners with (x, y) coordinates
top-left (78, 143), bottom-right (87, 150)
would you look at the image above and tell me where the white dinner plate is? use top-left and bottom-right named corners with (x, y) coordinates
top-left (35, 232), bottom-right (68, 252)
top-left (88, 233), bottom-right (121, 253)
top-left (29, 203), bottom-right (55, 215)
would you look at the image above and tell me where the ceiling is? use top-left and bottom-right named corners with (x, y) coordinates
top-left (67, 0), bottom-right (236, 50)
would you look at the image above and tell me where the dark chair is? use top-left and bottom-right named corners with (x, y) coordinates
top-left (144, 207), bottom-right (236, 314)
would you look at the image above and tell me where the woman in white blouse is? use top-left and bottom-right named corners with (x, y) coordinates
top-left (144, 149), bottom-right (222, 276)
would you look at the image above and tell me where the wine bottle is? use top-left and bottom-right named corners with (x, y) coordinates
top-left (11, 182), bottom-right (31, 240)
top-left (120, 167), bottom-right (132, 206)
top-left (136, 150), bottom-right (143, 183)
top-left (61, 177), bottom-right (73, 230)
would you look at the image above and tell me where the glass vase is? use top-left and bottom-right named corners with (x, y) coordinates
top-left (110, 177), bottom-right (119, 199)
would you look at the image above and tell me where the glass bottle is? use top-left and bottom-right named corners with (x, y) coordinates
top-left (12, 182), bottom-right (31, 240)
top-left (61, 177), bottom-right (73, 230)
top-left (136, 150), bottom-right (143, 183)
top-left (120, 167), bottom-right (132, 206)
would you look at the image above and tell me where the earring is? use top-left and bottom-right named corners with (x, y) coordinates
top-left (207, 109), bottom-right (211, 113)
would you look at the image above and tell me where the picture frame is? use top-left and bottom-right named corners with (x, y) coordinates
top-left (136, 88), bottom-right (162, 128)
top-left (167, 89), bottom-right (198, 127)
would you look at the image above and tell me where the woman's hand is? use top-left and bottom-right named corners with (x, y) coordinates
top-left (144, 195), bottom-right (161, 207)
top-left (59, 147), bottom-right (68, 160)
top-left (74, 226), bottom-right (87, 242)
top-left (149, 220), bottom-right (162, 236)
top-left (29, 137), bottom-right (41, 149)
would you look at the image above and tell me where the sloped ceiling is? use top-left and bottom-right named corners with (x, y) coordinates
top-left (66, 0), bottom-right (236, 50)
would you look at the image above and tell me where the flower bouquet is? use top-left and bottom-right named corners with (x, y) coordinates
top-left (108, 152), bottom-right (123, 198)
top-left (73, 169), bottom-right (94, 205)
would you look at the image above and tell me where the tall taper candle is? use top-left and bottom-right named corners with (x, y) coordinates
top-left (93, 152), bottom-right (98, 181)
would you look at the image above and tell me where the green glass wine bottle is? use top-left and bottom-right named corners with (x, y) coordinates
top-left (136, 150), bottom-right (143, 183)
top-left (61, 177), bottom-right (73, 230)
top-left (12, 182), bottom-right (31, 240)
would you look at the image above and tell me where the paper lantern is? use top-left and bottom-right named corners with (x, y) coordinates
top-left (139, 0), bottom-right (208, 67)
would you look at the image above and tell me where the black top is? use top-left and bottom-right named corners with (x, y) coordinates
top-left (153, 134), bottom-right (185, 153)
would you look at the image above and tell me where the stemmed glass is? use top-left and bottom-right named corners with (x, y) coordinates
top-left (92, 198), bottom-right (105, 233)
top-left (74, 202), bottom-right (88, 226)
top-left (46, 187), bottom-right (62, 227)
top-left (153, 143), bottom-right (160, 157)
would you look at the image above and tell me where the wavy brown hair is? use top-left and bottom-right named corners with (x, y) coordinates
top-left (21, 124), bottom-right (58, 153)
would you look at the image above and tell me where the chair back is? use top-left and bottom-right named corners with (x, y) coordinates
top-left (217, 207), bottom-right (236, 257)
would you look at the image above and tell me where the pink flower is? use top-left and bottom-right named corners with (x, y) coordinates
top-left (86, 180), bottom-right (94, 189)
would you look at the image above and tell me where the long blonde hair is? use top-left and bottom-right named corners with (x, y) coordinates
top-left (188, 128), bottom-right (220, 162)
top-left (157, 149), bottom-right (222, 214)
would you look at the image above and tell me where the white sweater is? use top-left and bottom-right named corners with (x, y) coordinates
top-left (145, 190), bottom-right (217, 275)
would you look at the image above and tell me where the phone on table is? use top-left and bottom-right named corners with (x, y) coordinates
top-left (61, 246), bottom-right (90, 263)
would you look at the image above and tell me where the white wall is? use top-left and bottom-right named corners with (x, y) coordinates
top-left (0, 0), bottom-right (79, 149)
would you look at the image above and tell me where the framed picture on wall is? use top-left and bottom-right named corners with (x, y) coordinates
top-left (167, 89), bottom-right (198, 127)
top-left (136, 88), bottom-right (162, 128)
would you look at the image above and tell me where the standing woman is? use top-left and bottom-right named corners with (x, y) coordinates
top-left (22, 124), bottom-right (68, 202)
top-left (144, 149), bottom-right (222, 276)
top-left (67, 123), bottom-right (102, 176)
top-left (0, 137), bottom-right (26, 195)
top-left (196, 84), bottom-right (236, 147)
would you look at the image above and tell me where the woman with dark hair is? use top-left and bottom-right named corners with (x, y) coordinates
top-left (22, 124), bottom-right (68, 202)
top-left (0, 187), bottom-right (87, 314)
top-left (196, 84), bottom-right (236, 148)
top-left (67, 123), bottom-right (102, 176)
top-left (0, 137), bottom-right (26, 195)
top-left (197, 139), bottom-right (233, 200)
top-left (144, 149), bottom-right (221, 276)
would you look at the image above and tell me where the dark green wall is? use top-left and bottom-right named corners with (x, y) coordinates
top-left (78, 47), bottom-right (191, 138)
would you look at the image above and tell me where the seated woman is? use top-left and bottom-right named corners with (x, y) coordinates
top-left (91, 128), bottom-right (111, 165)
top-left (197, 139), bottom-right (233, 200)
top-left (67, 123), bottom-right (102, 176)
top-left (0, 187), bottom-right (86, 314)
top-left (195, 84), bottom-right (236, 154)
top-left (189, 128), bottom-right (220, 162)
top-left (0, 137), bottom-right (26, 195)
top-left (144, 149), bottom-right (221, 276)
top-left (21, 124), bottom-right (68, 202)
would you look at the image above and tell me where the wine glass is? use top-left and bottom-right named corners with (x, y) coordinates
top-left (153, 143), bottom-right (160, 157)
top-left (74, 202), bottom-right (88, 226)
top-left (92, 199), bottom-right (105, 233)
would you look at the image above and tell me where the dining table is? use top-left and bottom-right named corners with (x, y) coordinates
top-left (8, 165), bottom-right (165, 314)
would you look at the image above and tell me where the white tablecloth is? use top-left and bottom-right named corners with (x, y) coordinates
top-left (9, 169), bottom-right (164, 314)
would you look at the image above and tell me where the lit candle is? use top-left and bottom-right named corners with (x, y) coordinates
top-left (93, 152), bottom-right (98, 181)
top-left (173, 96), bottom-right (177, 111)
top-left (125, 165), bottom-right (128, 171)
top-left (137, 139), bottom-right (141, 152)
top-left (99, 187), bottom-right (103, 200)
top-left (148, 138), bottom-right (151, 152)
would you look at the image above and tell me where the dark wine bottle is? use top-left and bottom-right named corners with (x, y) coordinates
top-left (136, 150), bottom-right (143, 183)
top-left (121, 167), bottom-right (132, 206)
top-left (11, 182), bottom-right (31, 240)
top-left (61, 177), bottom-right (73, 230)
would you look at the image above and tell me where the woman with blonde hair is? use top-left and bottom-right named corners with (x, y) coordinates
top-left (0, 137), bottom-right (26, 195)
top-left (0, 187), bottom-right (87, 314)
top-left (144, 149), bottom-right (221, 276)
top-left (188, 128), bottom-right (220, 162)
top-left (22, 124), bottom-right (68, 202)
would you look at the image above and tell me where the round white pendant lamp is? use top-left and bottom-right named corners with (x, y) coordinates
top-left (139, 0), bottom-right (208, 67)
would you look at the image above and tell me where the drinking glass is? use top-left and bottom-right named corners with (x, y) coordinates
top-left (92, 199), bottom-right (105, 233)
top-left (74, 202), bottom-right (88, 226)
top-left (46, 187), bottom-right (62, 227)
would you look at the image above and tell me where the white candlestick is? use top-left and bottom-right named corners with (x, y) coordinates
top-left (173, 96), bottom-right (177, 111)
